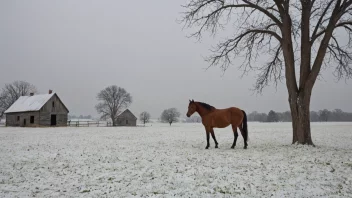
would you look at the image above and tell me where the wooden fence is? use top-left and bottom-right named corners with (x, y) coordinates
top-left (67, 120), bottom-right (113, 127)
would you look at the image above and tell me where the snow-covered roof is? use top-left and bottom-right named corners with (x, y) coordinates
top-left (117, 109), bottom-right (137, 119)
top-left (4, 93), bottom-right (55, 113)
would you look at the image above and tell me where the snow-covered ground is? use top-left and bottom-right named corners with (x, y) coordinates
top-left (0, 119), bottom-right (5, 126)
top-left (0, 122), bottom-right (351, 197)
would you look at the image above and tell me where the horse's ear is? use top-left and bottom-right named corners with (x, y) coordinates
top-left (192, 99), bottom-right (194, 102)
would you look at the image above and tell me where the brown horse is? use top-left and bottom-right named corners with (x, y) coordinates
top-left (186, 100), bottom-right (248, 149)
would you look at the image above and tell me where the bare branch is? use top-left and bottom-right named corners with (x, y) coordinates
top-left (242, 0), bottom-right (283, 26)
top-left (336, 20), bottom-right (352, 27)
top-left (308, 0), bottom-right (352, 89)
top-left (311, 0), bottom-right (334, 44)
top-left (181, 0), bottom-right (283, 40)
top-left (206, 28), bottom-right (282, 77)
top-left (254, 45), bottom-right (283, 92)
top-left (327, 35), bottom-right (352, 79)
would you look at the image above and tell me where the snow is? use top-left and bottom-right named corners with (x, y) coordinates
top-left (4, 93), bottom-right (55, 113)
top-left (0, 122), bottom-right (352, 197)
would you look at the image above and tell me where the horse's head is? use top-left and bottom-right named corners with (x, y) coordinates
top-left (186, 99), bottom-right (196, 117)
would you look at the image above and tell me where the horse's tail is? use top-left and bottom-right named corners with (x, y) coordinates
top-left (241, 110), bottom-right (248, 141)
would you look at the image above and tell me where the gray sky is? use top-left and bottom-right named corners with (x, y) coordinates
top-left (1, 0), bottom-right (351, 118)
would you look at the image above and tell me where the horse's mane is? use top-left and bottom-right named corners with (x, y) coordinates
top-left (198, 102), bottom-right (215, 110)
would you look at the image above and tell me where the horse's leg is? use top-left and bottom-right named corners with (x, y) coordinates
top-left (231, 125), bottom-right (238, 149)
top-left (239, 127), bottom-right (248, 149)
top-left (205, 127), bottom-right (210, 149)
top-left (210, 129), bottom-right (219, 148)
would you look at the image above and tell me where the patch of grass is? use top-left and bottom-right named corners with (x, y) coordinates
top-left (80, 189), bottom-right (90, 193)
top-left (153, 191), bottom-right (165, 195)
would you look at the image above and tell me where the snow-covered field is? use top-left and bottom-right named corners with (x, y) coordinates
top-left (0, 122), bottom-right (351, 197)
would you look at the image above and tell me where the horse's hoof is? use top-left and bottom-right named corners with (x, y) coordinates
top-left (231, 146), bottom-right (234, 149)
top-left (244, 146), bottom-right (247, 149)
top-left (205, 147), bottom-right (209, 149)
top-left (215, 145), bottom-right (218, 148)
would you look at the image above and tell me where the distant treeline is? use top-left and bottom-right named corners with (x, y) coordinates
top-left (248, 109), bottom-right (352, 122)
top-left (68, 115), bottom-right (93, 120)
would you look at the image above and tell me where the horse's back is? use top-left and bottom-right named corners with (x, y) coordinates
top-left (205, 107), bottom-right (243, 128)
top-left (218, 107), bottom-right (243, 115)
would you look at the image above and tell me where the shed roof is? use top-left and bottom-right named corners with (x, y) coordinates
top-left (117, 109), bottom-right (137, 120)
top-left (4, 93), bottom-right (68, 113)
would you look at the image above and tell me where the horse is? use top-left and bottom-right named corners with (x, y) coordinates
top-left (186, 99), bottom-right (248, 149)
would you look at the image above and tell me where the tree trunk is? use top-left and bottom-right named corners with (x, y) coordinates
top-left (289, 90), bottom-right (314, 145)
top-left (111, 116), bottom-right (115, 126)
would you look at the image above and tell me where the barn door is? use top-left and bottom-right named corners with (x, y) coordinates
top-left (23, 119), bottom-right (26, 126)
top-left (51, 114), bottom-right (57, 126)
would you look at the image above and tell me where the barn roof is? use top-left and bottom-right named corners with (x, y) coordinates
top-left (4, 93), bottom-right (68, 113)
top-left (117, 109), bottom-right (137, 120)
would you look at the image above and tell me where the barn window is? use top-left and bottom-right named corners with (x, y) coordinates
top-left (52, 101), bottom-right (55, 108)
top-left (17, 116), bottom-right (20, 121)
top-left (30, 116), bottom-right (34, 124)
top-left (126, 120), bottom-right (128, 124)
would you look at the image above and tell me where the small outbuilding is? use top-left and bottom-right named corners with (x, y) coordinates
top-left (5, 90), bottom-right (69, 127)
top-left (116, 109), bottom-right (137, 126)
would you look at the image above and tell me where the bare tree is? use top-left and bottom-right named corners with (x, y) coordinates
top-left (0, 81), bottom-right (37, 119)
top-left (267, 110), bottom-right (279, 122)
top-left (161, 108), bottom-right (181, 126)
top-left (95, 85), bottom-right (132, 126)
top-left (181, 0), bottom-right (352, 145)
top-left (319, 109), bottom-right (330, 122)
top-left (140, 111), bottom-right (151, 126)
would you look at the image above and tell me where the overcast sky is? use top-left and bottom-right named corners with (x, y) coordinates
top-left (1, 0), bottom-right (351, 118)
